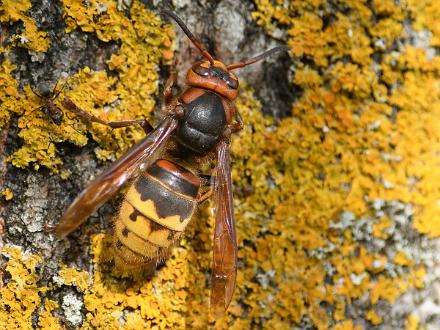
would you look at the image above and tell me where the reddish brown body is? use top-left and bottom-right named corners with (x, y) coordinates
top-left (31, 82), bottom-right (66, 125)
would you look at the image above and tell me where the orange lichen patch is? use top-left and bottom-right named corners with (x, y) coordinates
top-left (1, 187), bottom-right (13, 201)
top-left (372, 215), bottom-right (391, 239)
top-left (0, 59), bottom-right (19, 128)
top-left (55, 68), bottom-right (146, 162)
top-left (1, 0), bottom-right (440, 329)
top-left (406, 0), bottom-right (440, 46)
top-left (0, 0), bottom-right (50, 52)
top-left (393, 251), bottom-right (413, 267)
top-left (74, 233), bottom-right (195, 329)
top-left (412, 267), bottom-right (426, 289)
top-left (250, 0), bottom-right (440, 328)
top-left (333, 320), bottom-right (363, 330)
top-left (370, 276), bottom-right (410, 304)
top-left (61, 0), bottom-right (174, 161)
top-left (37, 300), bottom-right (62, 330)
top-left (0, 246), bottom-right (47, 328)
top-left (366, 309), bottom-right (382, 325)
top-left (60, 1), bottom-right (172, 163)
top-left (369, 1), bottom-right (405, 45)
top-left (66, 49), bottom-right (440, 328)
top-left (0, 85), bottom-right (436, 328)
top-left (6, 82), bottom-right (87, 174)
top-left (1, 1), bottom-right (173, 173)
top-left (406, 314), bottom-right (420, 330)
top-left (58, 265), bottom-right (91, 291)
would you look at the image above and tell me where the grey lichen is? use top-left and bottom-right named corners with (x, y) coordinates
top-left (61, 291), bottom-right (84, 327)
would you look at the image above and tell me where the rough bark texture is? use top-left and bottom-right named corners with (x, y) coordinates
top-left (1, 2), bottom-right (292, 261)
top-left (0, 0), bottom-right (293, 328)
top-left (1, 0), bottom-right (440, 329)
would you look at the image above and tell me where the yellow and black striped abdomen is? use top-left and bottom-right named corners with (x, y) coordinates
top-left (113, 159), bottom-right (200, 271)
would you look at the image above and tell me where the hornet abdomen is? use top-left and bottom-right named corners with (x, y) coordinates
top-left (113, 159), bottom-right (200, 270)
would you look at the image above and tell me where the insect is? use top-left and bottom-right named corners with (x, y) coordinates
top-left (55, 10), bottom-right (287, 318)
top-left (30, 82), bottom-right (66, 125)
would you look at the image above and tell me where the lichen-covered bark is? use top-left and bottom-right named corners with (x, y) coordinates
top-left (0, 0), bottom-right (439, 329)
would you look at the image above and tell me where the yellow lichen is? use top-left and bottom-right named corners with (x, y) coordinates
top-left (250, 0), bottom-right (440, 327)
top-left (59, 265), bottom-right (91, 291)
top-left (0, 0), bottom-right (50, 52)
top-left (76, 233), bottom-right (196, 329)
top-left (0, 59), bottom-right (19, 128)
top-left (37, 300), bottom-right (62, 330)
top-left (372, 215), bottom-right (391, 239)
top-left (407, 0), bottom-right (440, 46)
top-left (1, 0), bottom-right (440, 328)
top-left (0, 247), bottom-right (46, 328)
top-left (333, 320), bottom-right (363, 330)
top-left (1, 0), bottom-right (173, 173)
top-left (366, 309), bottom-right (382, 325)
top-left (406, 314), bottom-right (421, 330)
top-left (393, 251), bottom-right (413, 267)
top-left (58, 0), bottom-right (174, 160)
top-left (1, 188), bottom-right (13, 201)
